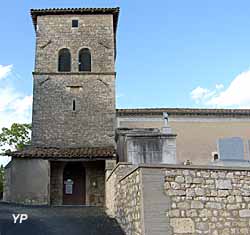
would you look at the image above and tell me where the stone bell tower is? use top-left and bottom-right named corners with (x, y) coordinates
top-left (4, 8), bottom-right (119, 206)
top-left (31, 8), bottom-right (119, 148)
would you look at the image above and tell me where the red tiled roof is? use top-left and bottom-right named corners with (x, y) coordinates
top-left (7, 146), bottom-right (116, 159)
top-left (116, 108), bottom-right (250, 117)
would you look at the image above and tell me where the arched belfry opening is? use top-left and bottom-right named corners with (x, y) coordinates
top-left (79, 48), bottom-right (91, 72)
top-left (63, 163), bottom-right (85, 205)
top-left (58, 48), bottom-right (71, 72)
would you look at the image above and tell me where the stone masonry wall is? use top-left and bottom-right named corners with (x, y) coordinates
top-left (85, 161), bottom-right (105, 206)
top-left (35, 14), bottom-right (115, 73)
top-left (4, 159), bottom-right (49, 205)
top-left (32, 13), bottom-right (116, 147)
top-left (115, 169), bottom-right (142, 235)
top-left (107, 164), bottom-right (250, 235)
top-left (32, 73), bottom-right (115, 147)
top-left (106, 163), bottom-right (141, 235)
top-left (106, 163), bottom-right (135, 215)
top-left (50, 161), bottom-right (65, 205)
top-left (3, 162), bottom-right (11, 202)
top-left (164, 167), bottom-right (250, 235)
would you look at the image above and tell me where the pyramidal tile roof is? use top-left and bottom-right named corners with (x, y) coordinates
top-left (30, 7), bottom-right (120, 31)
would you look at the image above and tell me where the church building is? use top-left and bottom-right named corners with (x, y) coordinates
top-left (3, 7), bottom-right (250, 208)
top-left (4, 8), bottom-right (119, 205)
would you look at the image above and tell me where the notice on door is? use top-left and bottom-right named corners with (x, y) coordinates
top-left (64, 179), bottom-right (74, 194)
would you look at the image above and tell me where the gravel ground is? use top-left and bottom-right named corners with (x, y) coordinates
top-left (0, 202), bottom-right (125, 235)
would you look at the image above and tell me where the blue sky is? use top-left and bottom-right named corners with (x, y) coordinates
top-left (1, 0), bottom-right (250, 164)
top-left (2, 0), bottom-right (250, 110)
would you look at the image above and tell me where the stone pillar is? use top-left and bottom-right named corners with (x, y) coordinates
top-left (50, 161), bottom-right (65, 205)
top-left (105, 160), bottom-right (116, 178)
top-left (105, 160), bottom-right (117, 213)
top-left (162, 134), bottom-right (177, 164)
top-left (85, 162), bottom-right (105, 206)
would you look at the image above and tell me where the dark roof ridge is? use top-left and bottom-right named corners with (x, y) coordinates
top-left (116, 108), bottom-right (250, 116)
top-left (30, 7), bottom-right (120, 11)
top-left (30, 7), bottom-right (120, 29)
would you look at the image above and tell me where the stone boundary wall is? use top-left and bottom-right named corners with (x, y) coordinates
top-left (107, 163), bottom-right (250, 235)
top-left (115, 168), bottom-right (142, 235)
top-left (164, 167), bottom-right (250, 235)
top-left (106, 163), bottom-right (142, 234)
top-left (106, 163), bottom-right (135, 216)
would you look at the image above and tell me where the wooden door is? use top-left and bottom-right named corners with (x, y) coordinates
top-left (63, 163), bottom-right (85, 205)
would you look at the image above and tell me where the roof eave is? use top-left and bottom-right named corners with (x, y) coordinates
top-left (30, 7), bottom-right (120, 31)
top-left (116, 108), bottom-right (250, 117)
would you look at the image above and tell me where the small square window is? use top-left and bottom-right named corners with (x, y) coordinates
top-left (72, 20), bottom-right (79, 28)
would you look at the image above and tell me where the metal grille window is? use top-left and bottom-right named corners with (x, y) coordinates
top-left (58, 48), bottom-right (71, 72)
top-left (79, 48), bottom-right (91, 72)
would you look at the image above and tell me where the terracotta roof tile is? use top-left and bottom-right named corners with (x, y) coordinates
top-left (6, 146), bottom-right (116, 159)
top-left (116, 108), bottom-right (250, 117)
top-left (30, 7), bottom-right (120, 32)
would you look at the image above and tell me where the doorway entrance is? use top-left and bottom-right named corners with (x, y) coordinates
top-left (63, 163), bottom-right (85, 205)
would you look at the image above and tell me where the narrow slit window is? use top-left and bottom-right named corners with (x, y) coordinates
top-left (72, 100), bottom-right (76, 111)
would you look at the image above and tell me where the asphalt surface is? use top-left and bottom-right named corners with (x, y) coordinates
top-left (0, 202), bottom-right (125, 235)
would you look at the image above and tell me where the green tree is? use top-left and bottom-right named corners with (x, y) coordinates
top-left (0, 123), bottom-right (32, 153)
top-left (0, 123), bottom-right (31, 198)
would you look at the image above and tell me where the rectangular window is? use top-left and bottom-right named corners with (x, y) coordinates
top-left (72, 20), bottom-right (79, 28)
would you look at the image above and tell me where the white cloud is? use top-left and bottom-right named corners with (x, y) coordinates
top-left (0, 65), bottom-right (32, 129)
top-left (190, 69), bottom-right (250, 108)
top-left (190, 86), bottom-right (216, 104)
top-left (0, 65), bottom-right (13, 80)
top-left (11, 95), bottom-right (33, 113)
top-left (208, 70), bottom-right (250, 107)
top-left (0, 87), bottom-right (19, 112)
top-left (190, 87), bottom-right (210, 101)
top-left (0, 87), bottom-right (32, 129)
top-left (0, 65), bottom-right (32, 166)
top-left (0, 91), bottom-right (32, 165)
top-left (215, 84), bottom-right (224, 90)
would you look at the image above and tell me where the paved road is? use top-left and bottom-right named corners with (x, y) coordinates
top-left (0, 202), bottom-right (125, 235)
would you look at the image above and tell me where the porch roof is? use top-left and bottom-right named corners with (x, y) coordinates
top-left (6, 146), bottom-right (116, 159)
